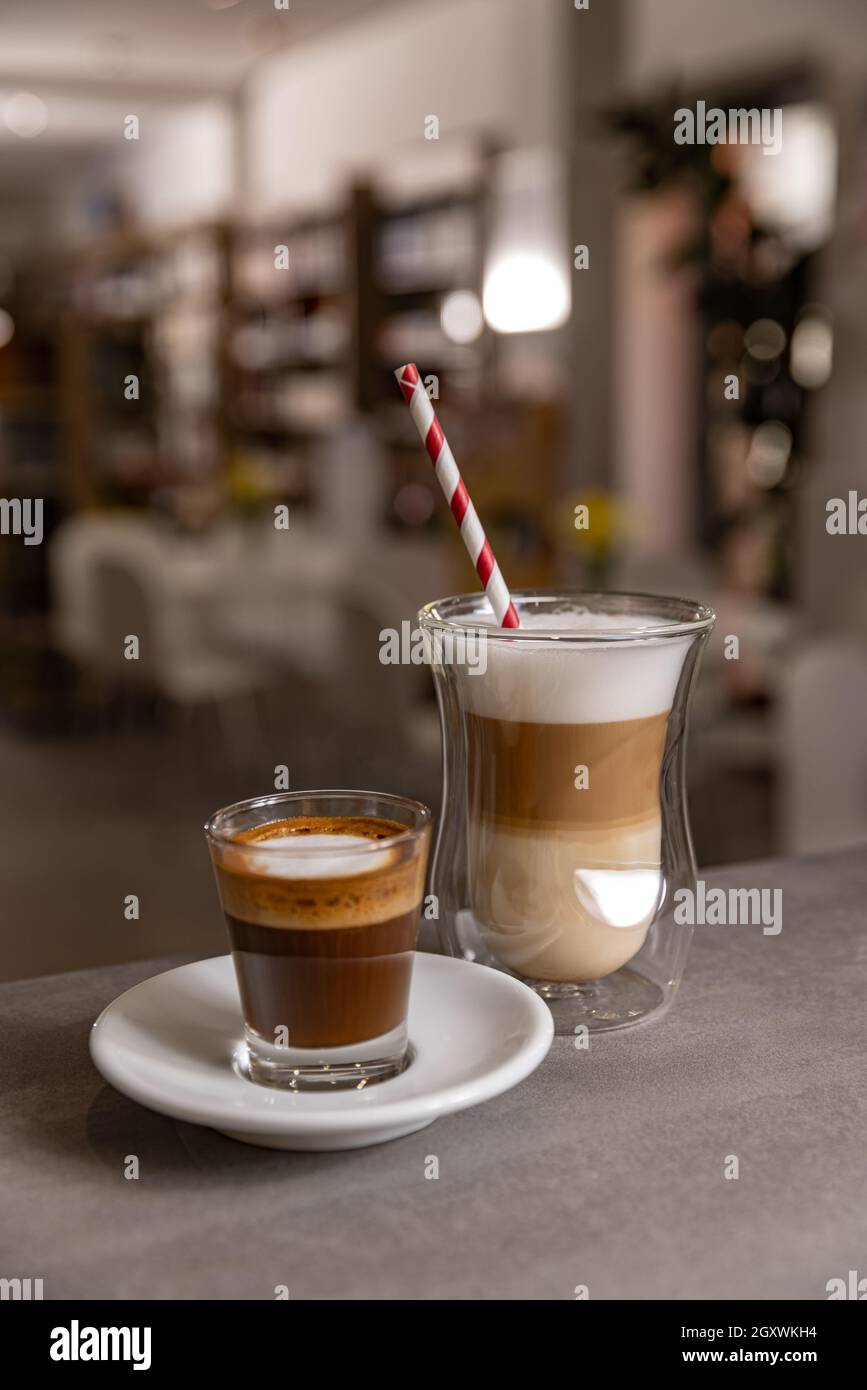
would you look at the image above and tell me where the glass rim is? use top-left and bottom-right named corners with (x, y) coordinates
top-left (204, 789), bottom-right (432, 856)
top-left (418, 588), bottom-right (716, 642)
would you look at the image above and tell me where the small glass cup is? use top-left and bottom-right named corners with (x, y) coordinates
top-left (205, 790), bottom-right (432, 1090)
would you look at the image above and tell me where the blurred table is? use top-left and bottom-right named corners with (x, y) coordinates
top-left (2, 847), bottom-right (864, 1300)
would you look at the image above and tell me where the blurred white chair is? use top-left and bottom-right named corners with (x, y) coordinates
top-left (89, 555), bottom-right (267, 706)
top-left (50, 516), bottom-right (273, 761)
top-left (779, 636), bottom-right (867, 855)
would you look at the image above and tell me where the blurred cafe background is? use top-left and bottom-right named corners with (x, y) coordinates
top-left (1, 0), bottom-right (866, 981)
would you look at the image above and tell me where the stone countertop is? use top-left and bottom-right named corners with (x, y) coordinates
top-left (1, 847), bottom-right (864, 1300)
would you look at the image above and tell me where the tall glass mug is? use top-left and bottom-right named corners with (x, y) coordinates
top-left (419, 592), bottom-right (714, 1032)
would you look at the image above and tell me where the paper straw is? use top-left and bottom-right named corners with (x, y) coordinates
top-left (394, 363), bottom-right (520, 628)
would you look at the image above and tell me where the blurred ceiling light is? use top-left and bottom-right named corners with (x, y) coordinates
top-left (738, 101), bottom-right (837, 251)
top-left (484, 253), bottom-right (570, 334)
top-left (483, 146), bottom-right (571, 335)
top-left (440, 290), bottom-right (483, 345)
top-left (0, 309), bottom-right (15, 349)
top-left (790, 308), bottom-right (833, 389)
top-left (746, 421), bottom-right (792, 488)
top-left (744, 318), bottom-right (786, 361)
top-left (3, 92), bottom-right (48, 138)
top-left (204, 0), bottom-right (243, 9)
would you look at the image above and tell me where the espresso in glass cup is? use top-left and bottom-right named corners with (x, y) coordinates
top-left (205, 791), bottom-right (432, 1089)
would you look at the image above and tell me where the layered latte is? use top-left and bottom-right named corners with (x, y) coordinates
top-left (454, 610), bottom-right (691, 982)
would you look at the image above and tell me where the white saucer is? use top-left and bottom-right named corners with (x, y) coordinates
top-left (89, 953), bottom-right (554, 1150)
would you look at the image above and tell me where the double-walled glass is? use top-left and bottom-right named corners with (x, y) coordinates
top-left (419, 592), bottom-right (714, 1032)
top-left (205, 791), bottom-right (432, 1089)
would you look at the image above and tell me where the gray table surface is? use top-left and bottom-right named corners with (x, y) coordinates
top-left (2, 847), bottom-right (865, 1301)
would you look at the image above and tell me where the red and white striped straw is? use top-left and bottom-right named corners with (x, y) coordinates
top-left (394, 363), bottom-right (520, 628)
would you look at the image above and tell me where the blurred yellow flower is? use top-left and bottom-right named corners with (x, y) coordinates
top-left (557, 489), bottom-right (635, 584)
top-left (226, 454), bottom-right (271, 512)
top-left (562, 489), bottom-right (633, 555)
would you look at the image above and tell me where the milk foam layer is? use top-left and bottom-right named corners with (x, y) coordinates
top-left (214, 816), bottom-right (426, 930)
top-left (451, 608), bottom-right (691, 724)
top-left (239, 835), bottom-right (394, 880)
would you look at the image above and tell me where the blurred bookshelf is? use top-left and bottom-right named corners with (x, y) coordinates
top-left (60, 232), bottom-right (159, 510)
top-left (696, 68), bottom-right (827, 604)
top-left (50, 139), bottom-right (565, 598)
top-left (0, 259), bottom-right (71, 726)
top-left (153, 224), bottom-right (232, 503)
top-left (56, 155), bottom-right (498, 510)
top-left (370, 162), bottom-right (495, 536)
top-left (226, 196), bottom-right (366, 512)
top-left (59, 226), bottom-right (237, 523)
top-left (610, 62), bottom-right (831, 606)
top-left (0, 260), bottom-right (62, 624)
